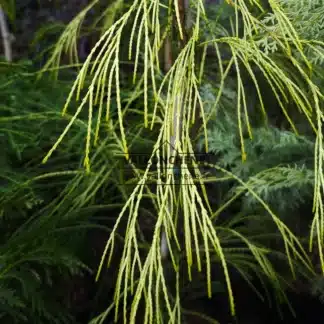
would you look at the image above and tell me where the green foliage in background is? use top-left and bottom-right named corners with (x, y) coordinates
top-left (258, 0), bottom-right (324, 64)
top-left (0, 61), bottom-right (90, 323)
top-left (0, 61), bottom-right (122, 323)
